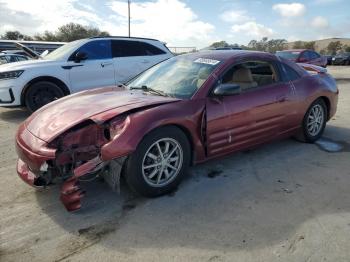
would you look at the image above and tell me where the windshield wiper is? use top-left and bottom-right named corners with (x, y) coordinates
top-left (130, 85), bottom-right (169, 97)
top-left (117, 83), bottom-right (128, 89)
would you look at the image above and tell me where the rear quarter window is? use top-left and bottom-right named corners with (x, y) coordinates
top-left (112, 40), bottom-right (166, 57)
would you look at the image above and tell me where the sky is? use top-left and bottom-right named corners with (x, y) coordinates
top-left (0, 0), bottom-right (349, 48)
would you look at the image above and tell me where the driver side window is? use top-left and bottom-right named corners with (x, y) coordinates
top-left (221, 60), bottom-right (279, 92)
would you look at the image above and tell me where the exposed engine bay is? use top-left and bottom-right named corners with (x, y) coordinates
top-left (37, 118), bottom-right (127, 211)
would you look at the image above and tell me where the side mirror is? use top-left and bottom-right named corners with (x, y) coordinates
top-left (213, 83), bottom-right (241, 96)
top-left (74, 51), bottom-right (88, 63)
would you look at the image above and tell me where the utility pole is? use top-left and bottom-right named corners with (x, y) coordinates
top-left (128, 0), bottom-right (131, 37)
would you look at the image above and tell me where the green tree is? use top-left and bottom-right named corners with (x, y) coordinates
top-left (266, 39), bottom-right (287, 53)
top-left (319, 49), bottom-right (327, 55)
top-left (55, 23), bottom-right (110, 42)
top-left (327, 41), bottom-right (343, 55)
top-left (34, 31), bottom-right (59, 41)
top-left (292, 41), bottom-right (316, 50)
top-left (344, 45), bottom-right (350, 53)
top-left (34, 23), bottom-right (110, 42)
top-left (247, 38), bottom-right (287, 52)
top-left (209, 41), bottom-right (230, 48)
top-left (1, 31), bottom-right (33, 40)
top-left (292, 41), bottom-right (305, 49)
top-left (304, 41), bottom-right (316, 50)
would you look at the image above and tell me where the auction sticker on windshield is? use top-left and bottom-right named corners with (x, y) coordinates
top-left (194, 58), bottom-right (220, 65)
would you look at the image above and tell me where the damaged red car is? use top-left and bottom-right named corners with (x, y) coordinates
top-left (16, 50), bottom-right (338, 211)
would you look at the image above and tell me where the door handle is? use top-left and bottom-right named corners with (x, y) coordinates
top-left (101, 61), bottom-right (113, 67)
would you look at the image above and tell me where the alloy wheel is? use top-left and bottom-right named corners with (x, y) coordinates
top-left (142, 138), bottom-right (183, 187)
top-left (307, 104), bottom-right (325, 136)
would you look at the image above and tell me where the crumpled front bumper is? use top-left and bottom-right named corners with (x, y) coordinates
top-left (17, 158), bottom-right (42, 187)
top-left (15, 123), bottom-right (126, 212)
top-left (17, 153), bottom-right (105, 212)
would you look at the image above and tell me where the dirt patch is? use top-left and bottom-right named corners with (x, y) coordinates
top-left (78, 222), bottom-right (117, 240)
top-left (207, 169), bottom-right (223, 178)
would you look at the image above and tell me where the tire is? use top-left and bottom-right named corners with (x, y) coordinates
top-left (346, 60), bottom-right (350, 66)
top-left (296, 99), bottom-right (327, 143)
top-left (125, 126), bottom-right (191, 197)
top-left (24, 81), bottom-right (65, 112)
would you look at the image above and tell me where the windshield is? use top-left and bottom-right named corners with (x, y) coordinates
top-left (127, 56), bottom-right (221, 99)
top-left (44, 40), bottom-right (85, 61)
top-left (276, 51), bottom-right (300, 60)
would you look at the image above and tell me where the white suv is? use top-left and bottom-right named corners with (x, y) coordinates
top-left (0, 37), bottom-right (173, 111)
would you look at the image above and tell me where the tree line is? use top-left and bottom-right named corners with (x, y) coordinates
top-left (1, 24), bottom-right (350, 55)
top-left (210, 38), bottom-right (350, 55)
top-left (0, 23), bottom-right (110, 42)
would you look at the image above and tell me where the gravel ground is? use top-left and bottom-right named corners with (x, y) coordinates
top-left (0, 70), bottom-right (349, 262)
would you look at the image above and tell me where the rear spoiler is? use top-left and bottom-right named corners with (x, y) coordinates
top-left (297, 63), bottom-right (327, 74)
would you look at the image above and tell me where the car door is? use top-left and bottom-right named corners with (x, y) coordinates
top-left (205, 60), bottom-right (295, 157)
top-left (68, 39), bottom-right (115, 93)
top-left (111, 40), bottom-right (170, 84)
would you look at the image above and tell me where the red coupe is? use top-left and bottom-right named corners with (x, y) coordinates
top-left (276, 49), bottom-right (328, 68)
top-left (16, 51), bottom-right (338, 211)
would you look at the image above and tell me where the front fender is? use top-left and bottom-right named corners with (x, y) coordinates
top-left (100, 99), bottom-right (206, 163)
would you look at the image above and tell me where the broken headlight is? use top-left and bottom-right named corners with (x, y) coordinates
top-left (109, 116), bottom-right (129, 139)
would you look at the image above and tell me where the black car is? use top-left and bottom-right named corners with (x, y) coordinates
top-left (324, 55), bottom-right (334, 65)
top-left (332, 52), bottom-right (350, 65)
top-left (0, 53), bottom-right (30, 65)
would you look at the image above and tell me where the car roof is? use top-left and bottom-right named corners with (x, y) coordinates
top-left (89, 36), bottom-right (161, 42)
top-left (179, 50), bottom-right (277, 62)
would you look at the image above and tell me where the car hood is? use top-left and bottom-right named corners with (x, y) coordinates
top-left (25, 87), bottom-right (180, 142)
top-left (0, 59), bottom-right (61, 71)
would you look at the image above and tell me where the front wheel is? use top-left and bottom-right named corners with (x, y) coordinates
top-left (25, 81), bottom-right (65, 112)
top-left (125, 126), bottom-right (191, 197)
top-left (297, 99), bottom-right (327, 143)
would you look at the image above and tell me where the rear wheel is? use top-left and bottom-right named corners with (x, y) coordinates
top-left (125, 126), bottom-right (190, 197)
top-left (24, 81), bottom-right (65, 112)
top-left (297, 99), bottom-right (327, 143)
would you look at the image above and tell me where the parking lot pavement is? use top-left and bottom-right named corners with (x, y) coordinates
top-left (1, 80), bottom-right (350, 262)
top-left (327, 65), bottom-right (350, 80)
